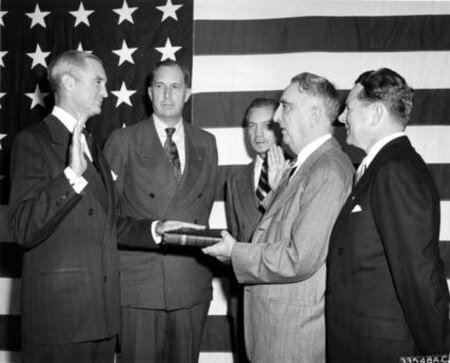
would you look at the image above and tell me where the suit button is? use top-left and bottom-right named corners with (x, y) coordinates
top-left (337, 248), bottom-right (343, 255)
top-left (88, 208), bottom-right (94, 216)
top-left (149, 193), bottom-right (155, 198)
top-left (197, 193), bottom-right (202, 198)
top-left (194, 219), bottom-right (198, 224)
top-left (103, 276), bottom-right (107, 282)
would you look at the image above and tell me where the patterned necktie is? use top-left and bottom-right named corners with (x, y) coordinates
top-left (164, 127), bottom-right (182, 183)
top-left (255, 156), bottom-right (270, 202)
top-left (354, 161), bottom-right (366, 186)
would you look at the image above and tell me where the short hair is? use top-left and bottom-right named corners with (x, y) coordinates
top-left (149, 59), bottom-right (191, 88)
top-left (354, 68), bottom-right (414, 125)
top-left (243, 97), bottom-right (278, 127)
top-left (47, 50), bottom-right (103, 94)
top-left (290, 72), bottom-right (340, 122)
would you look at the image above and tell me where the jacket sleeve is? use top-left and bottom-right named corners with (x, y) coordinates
top-left (232, 159), bottom-right (352, 284)
top-left (8, 131), bottom-right (82, 249)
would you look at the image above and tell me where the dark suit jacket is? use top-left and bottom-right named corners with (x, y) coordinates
top-left (103, 117), bottom-right (218, 310)
top-left (225, 161), bottom-right (264, 242)
top-left (7, 115), bottom-right (153, 345)
top-left (326, 136), bottom-right (450, 362)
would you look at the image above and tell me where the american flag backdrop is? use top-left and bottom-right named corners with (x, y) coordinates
top-left (1, 1), bottom-right (450, 362)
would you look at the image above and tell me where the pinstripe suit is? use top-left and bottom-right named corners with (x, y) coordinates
top-left (8, 115), bottom-right (153, 360)
top-left (231, 138), bottom-right (353, 362)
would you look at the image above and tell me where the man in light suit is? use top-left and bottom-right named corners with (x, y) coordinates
top-left (326, 68), bottom-right (450, 362)
top-left (204, 73), bottom-right (354, 362)
top-left (104, 59), bottom-right (218, 363)
top-left (226, 97), bottom-right (286, 243)
top-left (8, 51), bottom-right (167, 363)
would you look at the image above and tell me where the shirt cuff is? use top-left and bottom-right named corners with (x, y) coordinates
top-left (151, 221), bottom-right (162, 244)
top-left (64, 167), bottom-right (88, 194)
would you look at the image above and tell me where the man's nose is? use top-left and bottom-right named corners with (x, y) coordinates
top-left (338, 110), bottom-right (346, 124)
top-left (273, 106), bottom-right (281, 123)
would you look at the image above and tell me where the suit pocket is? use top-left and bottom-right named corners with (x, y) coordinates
top-left (352, 314), bottom-right (409, 341)
top-left (37, 268), bottom-right (90, 329)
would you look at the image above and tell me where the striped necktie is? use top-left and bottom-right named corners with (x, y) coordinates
top-left (256, 156), bottom-right (270, 202)
top-left (164, 127), bottom-right (182, 184)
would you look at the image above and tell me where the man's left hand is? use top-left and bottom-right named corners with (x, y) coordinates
top-left (202, 230), bottom-right (236, 262)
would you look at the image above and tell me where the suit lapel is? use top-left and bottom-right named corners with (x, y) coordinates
top-left (236, 162), bottom-right (261, 217)
top-left (331, 136), bottom-right (411, 236)
top-left (139, 117), bottom-right (178, 196)
top-left (264, 138), bottom-right (338, 219)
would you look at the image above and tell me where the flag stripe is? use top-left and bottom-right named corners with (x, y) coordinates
top-left (204, 126), bottom-right (450, 165)
top-left (194, 0), bottom-right (450, 20)
top-left (193, 52), bottom-right (450, 93)
top-left (193, 89), bottom-right (450, 128)
top-left (195, 16), bottom-right (450, 55)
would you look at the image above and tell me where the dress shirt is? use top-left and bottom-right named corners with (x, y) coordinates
top-left (153, 115), bottom-right (186, 173)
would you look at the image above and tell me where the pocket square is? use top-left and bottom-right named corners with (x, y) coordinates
top-left (351, 204), bottom-right (362, 213)
top-left (111, 170), bottom-right (118, 181)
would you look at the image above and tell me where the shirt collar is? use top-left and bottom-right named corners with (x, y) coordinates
top-left (153, 114), bottom-right (184, 138)
top-left (52, 106), bottom-right (79, 133)
top-left (293, 134), bottom-right (332, 168)
top-left (363, 131), bottom-right (405, 168)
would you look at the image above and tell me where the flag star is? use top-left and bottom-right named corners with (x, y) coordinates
top-left (111, 82), bottom-right (137, 107)
top-left (0, 51), bottom-right (8, 67)
top-left (26, 4), bottom-right (50, 29)
top-left (0, 133), bottom-right (6, 150)
top-left (0, 93), bottom-right (5, 109)
top-left (27, 44), bottom-right (51, 69)
top-left (77, 42), bottom-right (92, 53)
top-left (156, 0), bottom-right (182, 22)
top-left (0, 11), bottom-right (7, 27)
top-left (113, 0), bottom-right (138, 25)
top-left (70, 2), bottom-right (94, 27)
top-left (26, 84), bottom-right (50, 109)
top-left (112, 40), bottom-right (138, 66)
top-left (155, 38), bottom-right (181, 61)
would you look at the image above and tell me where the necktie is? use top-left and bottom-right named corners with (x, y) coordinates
top-left (255, 156), bottom-right (270, 202)
top-left (164, 128), bottom-right (182, 183)
top-left (354, 161), bottom-right (366, 186)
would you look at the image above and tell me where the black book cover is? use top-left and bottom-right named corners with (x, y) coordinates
top-left (161, 228), bottom-right (223, 247)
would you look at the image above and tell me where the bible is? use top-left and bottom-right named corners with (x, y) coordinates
top-left (161, 228), bottom-right (223, 247)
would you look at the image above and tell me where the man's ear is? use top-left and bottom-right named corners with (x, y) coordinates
top-left (61, 74), bottom-right (76, 93)
top-left (147, 87), bottom-right (153, 102)
top-left (369, 102), bottom-right (385, 127)
top-left (309, 105), bottom-right (322, 126)
top-left (184, 88), bottom-right (192, 103)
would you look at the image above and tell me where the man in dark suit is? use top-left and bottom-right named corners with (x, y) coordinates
top-left (8, 51), bottom-right (147, 363)
top-left (326, 68), bottom-right (450, 362)
top-left (226, 97), bottom-right (286, 243)
top-left (8, 51), bottom-right (197, 363)
top-left (103, 59), bottom-right (218, 363)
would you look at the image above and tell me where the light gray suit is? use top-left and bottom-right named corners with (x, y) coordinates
top-left (231, 137), bottom-right (353, 362)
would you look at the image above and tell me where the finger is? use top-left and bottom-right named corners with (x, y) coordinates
top-left (179, 222), bottom-right (206, 230)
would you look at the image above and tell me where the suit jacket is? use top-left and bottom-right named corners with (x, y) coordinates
top-left (231, 137), bottom-right (353, 363)
top-left (326, 136), bottom-right (450, 362)
top-left (103, 117), bottom-right (218, 310)
top-left (226, 161), bottom-right (264, 242)
top-left (7, 115), bottom-right (153, 344)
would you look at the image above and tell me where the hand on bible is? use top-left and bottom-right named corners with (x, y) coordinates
top-left (155, 221), bottom-right (205, 236)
